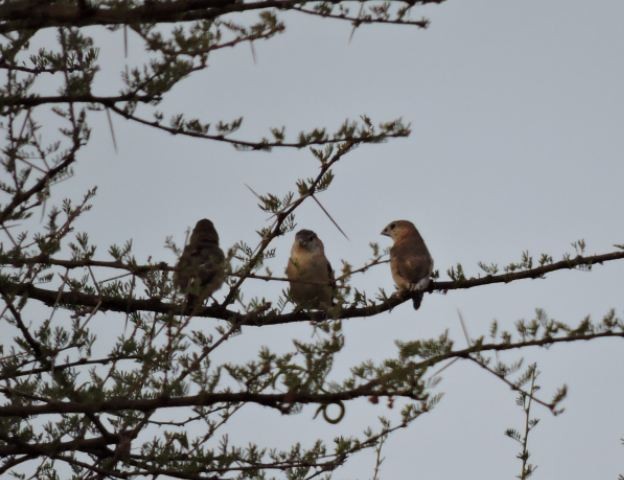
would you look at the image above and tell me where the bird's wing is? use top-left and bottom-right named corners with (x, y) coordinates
top-left (286, 257), bottom-right (300, 278)
top-left (196, 246), bottom-right (225, 285)
top-left (174, 244), bottom-right (195, 289)
top-left (326, 257), bottom-right (336, 290)
top-left (393, 244), bottom-right (432, 284)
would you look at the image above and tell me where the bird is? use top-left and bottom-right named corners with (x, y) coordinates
top-left (381, 220), bottom-right (433, 309)
top-left (286, 229), bottom-right (335, 310)
top-left (174, 219), bottom-right (225, 310)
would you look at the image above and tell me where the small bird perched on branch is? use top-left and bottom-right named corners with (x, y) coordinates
top-left (286, 229), bottom-right (335, 310)
top-left (381, 220), bottom-right (433, 310)
top-left (174, 219), bottom-right (225, 309)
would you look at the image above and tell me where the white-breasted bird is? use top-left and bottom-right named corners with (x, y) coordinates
top-left (381, 220), bottom-right (433, 309)
top-left (286, 229), bottom-right (335, 310)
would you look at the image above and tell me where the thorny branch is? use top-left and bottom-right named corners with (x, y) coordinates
top-left (0, 1), bottom-right (620, 478)
top-left (0, 1), bottom-right (445, 34)
top-left (1, 249), bottom-right (623, 324)
top-left (0, 328), bottom-right (621, 419)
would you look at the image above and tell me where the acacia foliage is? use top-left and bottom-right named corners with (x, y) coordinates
top-left (0, 2), bottom-right (623, 479)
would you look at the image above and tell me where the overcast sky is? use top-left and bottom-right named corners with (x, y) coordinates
top-left (12, 1), bottom-right (624, 478)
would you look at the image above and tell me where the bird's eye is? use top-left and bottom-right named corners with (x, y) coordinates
top-left (390, 223), bottom-right (396, 230)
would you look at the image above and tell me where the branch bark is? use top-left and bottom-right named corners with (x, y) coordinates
top-left (0, 329), bottom-right (620, 418)
top-left (1, 250), bottom-right (623, 325)
top-left (0, 1), bottom-right (440, 34)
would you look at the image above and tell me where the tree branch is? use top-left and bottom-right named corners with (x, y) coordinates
top-left (291, 6), bottom-right (430, 28)
top-left (0, 93), bottom-right (158, 109)
top-left (0, 1), bottom-right (440, 34)
top-left (0, 329), bottom-right (621, 418)
top-left (0, 431), bottom-right (124, 457)
top-left (0, 151), bottom-right (77, 224)
top-left (2, 250), bottom-right (623, 324)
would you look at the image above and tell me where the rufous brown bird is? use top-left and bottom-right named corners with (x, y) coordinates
top-left (381, 220), bottom-right (433, 309)
top-left (286, 229), bottom-right (335, 310)
top-left (174, 219), bottom-right (225, 309)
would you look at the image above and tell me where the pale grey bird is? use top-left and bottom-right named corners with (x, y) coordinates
top-left (381, 220), bottom-right (433, 309)
top-left (286, 229), bottom-right (335, 310)
top-left (174, 219), bottom-right (225, 309)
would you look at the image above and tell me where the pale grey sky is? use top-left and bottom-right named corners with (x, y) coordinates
top-left (15, 1), bottom-right (624, 478)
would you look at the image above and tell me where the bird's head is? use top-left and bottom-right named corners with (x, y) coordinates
top-left (294, 229), bottom-right (323, 253)
top-left (191, 218), bottom-right (219, 245)
top-left (381, 220), bottom-right (418, 241)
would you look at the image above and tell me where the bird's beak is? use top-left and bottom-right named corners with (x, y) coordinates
top-left (381, 228), bottom-right (390, 237)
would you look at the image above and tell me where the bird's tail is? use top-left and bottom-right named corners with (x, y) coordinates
top-left (411, 291), bottom-right (424, 310)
